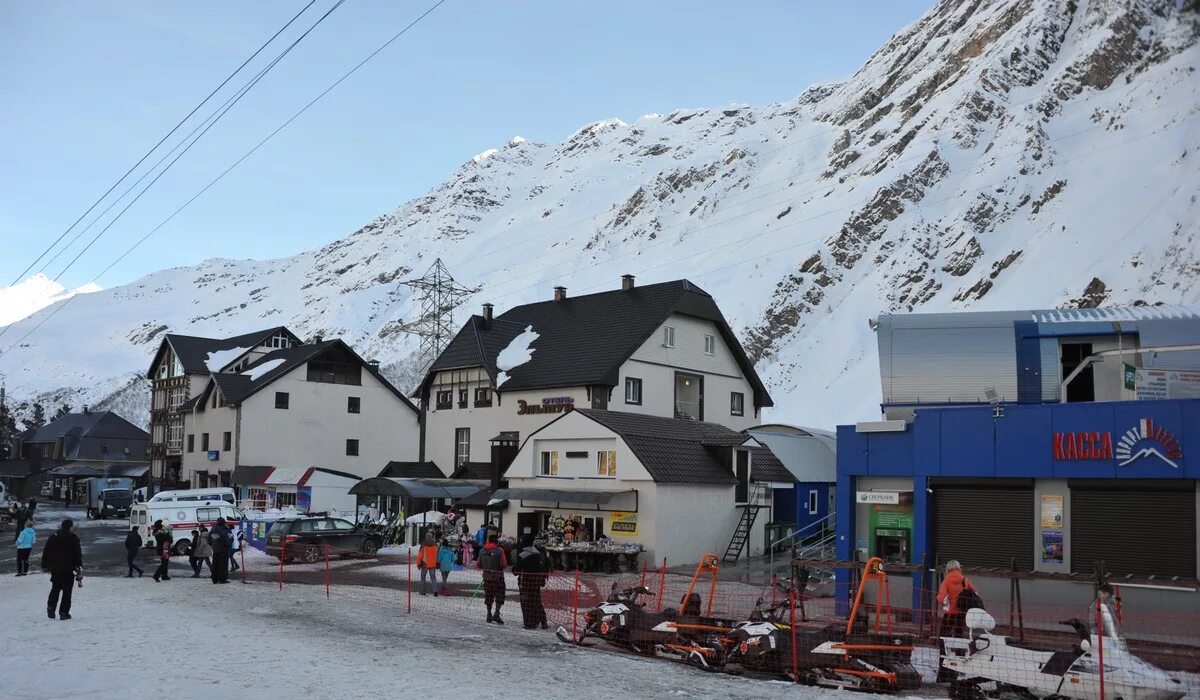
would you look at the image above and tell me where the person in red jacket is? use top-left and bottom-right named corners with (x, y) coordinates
top-left (936, 560), bottom-right (974, 682)
top-left (478, 534), bottom-right (508, 624)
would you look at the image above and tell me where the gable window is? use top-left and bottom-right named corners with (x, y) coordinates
top-left (730, 391), bottom-right (745, 417)
top-left (347, 396), bottom-right (361, 414)
top-left (275, 392), bottom-right (289, 410)
top-left (540, 450), bottom-right (559, 476)
top-left (307, 359), bottom-right (362, 386)
top-left (455, 428), bottom-right (471, 466)
top-left (201, 433), bottom-right (210, 451)
top-left (186, 434), bottom-right (194, 453)
top-left (704, 334), bottom-right (715, 355)
top-left (346, 439), bottom-right (359, 457)
top-left (457, 389), bottom-right (468, 409)
top-left (266, 331), bottom-right (292, 349)
top-left (223, 432), bottom-right (232, 451)
top-left (624, 377), bottom-right (642, 405)
top-left (436, 390), bottom-right (452, 410)
top-left (663, 326), bottom-right (676, 348)
top-left (597, 450), bottom-right (617, 477)
top-left (474, 387), bottom-right (492, 408)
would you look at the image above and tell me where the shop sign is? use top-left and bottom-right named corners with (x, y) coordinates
top-left (857, 491), bottom-right (900, 505)
top-left (1040, 495), bottom-right (1063, 528)
top-left (1123, 363), bottom-right (1136, 391)
top-left (517, 396), bottom-right (575, 415)
top-left (207, 450), bottom-right (220, 461)
top-left (1136, 370), bottom-right (1200, 401)
top-left (610, 511), bottom-right (638, 536)
top-left (1053, 417), bottom-right (1182, 469)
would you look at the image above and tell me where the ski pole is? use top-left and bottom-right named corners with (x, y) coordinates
top-left (465, 577), bottom-right (485, 608)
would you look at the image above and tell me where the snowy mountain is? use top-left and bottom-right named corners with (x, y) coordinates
top-left (0, 274), bottom-right (101, 328)
top-left (1, 0), bottom-right (1197, 429)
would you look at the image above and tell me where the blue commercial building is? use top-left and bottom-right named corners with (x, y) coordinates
top-left (835, 306), bottom-right (1200, 616)
top-left (747, 424), bottom-right (836, 536)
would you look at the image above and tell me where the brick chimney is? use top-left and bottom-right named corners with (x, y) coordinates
top-left (553, 286), bottom-right (567, 302)
top-left (482, 303), bottom-right (494, 327)
top-left (621, 274), bottom-right (635, 291)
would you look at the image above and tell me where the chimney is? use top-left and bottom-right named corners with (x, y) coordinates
top-left (621, 274), bottom-right (635, 291)
top-left (553, 286), bottom-right (567, 302)
top-left (482, 303), bottom-right (494, 327)
top-left (311, 334), bottom-right (323, 344)
top-left (367, 360), bottom-right (380, 369)
top-left (82, 405), bottom-right (89, 414)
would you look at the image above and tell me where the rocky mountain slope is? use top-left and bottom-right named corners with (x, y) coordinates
top-left (2, 0), bottom-right (1197, 429)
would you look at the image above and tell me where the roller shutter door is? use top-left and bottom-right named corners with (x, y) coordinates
top-left (1070, 483), bottom-right (1195, 578)
top-left (934, 483), bottom-right (1033, 570)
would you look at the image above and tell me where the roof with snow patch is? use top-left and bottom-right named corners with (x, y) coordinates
top-left (422, 279), bottom-right (772, 408)
top-left (147, 327), bottom-right (300, 377)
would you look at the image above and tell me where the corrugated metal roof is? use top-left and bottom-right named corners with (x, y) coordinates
top-left (1031, 306), bottom-right (1200, 324)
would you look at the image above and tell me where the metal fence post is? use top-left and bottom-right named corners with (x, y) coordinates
top-left (406, 545), bottom-right (413, 613)
top-left (240, 544), bottom-right (247, 584)
top-left (278, 540), bottom-right (285, 591)
top-left (790, 589), bottom-right (799, 683)
top-left (1097, 598), bottom-right (1106, 700)
top-left (656, 557), bottom-right (666, 613)
top-left (325, 544), bottom-right (331, 599)
top-left (571, 569), bottom-right (581, 642)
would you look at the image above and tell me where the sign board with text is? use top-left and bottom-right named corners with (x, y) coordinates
top-left (857, 491), bottom-right (900, 505)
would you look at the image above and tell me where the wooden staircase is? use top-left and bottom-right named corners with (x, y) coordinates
top-left (722, 481), bottom-right (767, 563)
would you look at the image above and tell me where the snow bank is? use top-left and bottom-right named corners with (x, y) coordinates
top-left (495, 325), bottom-right (538, 387)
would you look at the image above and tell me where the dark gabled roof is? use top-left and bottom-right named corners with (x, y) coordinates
top-left (449, 461), bottom-right (493, 480)
top-left (190, 339), bottom-right (418, 415)
top-left (29, 411), bottom-right (149, 444)
top-left (748, 445), bottom-right (796, 484)
top-left (422, 280), bottom-right (772, 408)
top-left (176, 394), bottom-right (204, 413)
top-left (148, 327), bottom-right (299, 377)
top-left (542, 409), bottom-right (751, 485)
top-left (231, 465), bottom-right (273, 485)
top-left (379, 461), bottom-right (445, 479)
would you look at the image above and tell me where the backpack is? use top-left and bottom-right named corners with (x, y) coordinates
top-left (957, 586), bottom-right (985, 613)
top-left (479, 546), bottom-right (504, 572)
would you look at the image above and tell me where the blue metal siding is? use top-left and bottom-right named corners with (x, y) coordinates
top-left (1014, 321), bottom-right (1042, 403)
top-left (995, 404), bottom-right (1054, 476)
top-left (772, 487), bottom-right (797, 524)
top-left (939, 409), bottom-right (996, 476)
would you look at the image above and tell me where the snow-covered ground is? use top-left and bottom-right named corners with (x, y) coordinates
top-left (0, 572), bottom-right (929, 700)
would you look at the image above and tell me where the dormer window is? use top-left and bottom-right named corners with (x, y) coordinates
top-left (263, 331), bottom-right (293, 349)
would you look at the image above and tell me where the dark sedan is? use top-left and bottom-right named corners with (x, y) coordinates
top-left (265, 516), bottom-right (383, 564)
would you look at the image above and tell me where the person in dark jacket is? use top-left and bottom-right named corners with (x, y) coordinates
top-left (207, 518), bottom-right (232, 584)
top-left (13, 505), bottom-right (29, 542)
top-left (512, 534), bottom-right (549, 629)
top-left (40, 519), bottom-right (82, 620)
top-left (124, 526), bottom-right (143, 577)
top-left (478, 534), bottom-right (508, 624)
top-left (152, 522), bottom-right (172, 582)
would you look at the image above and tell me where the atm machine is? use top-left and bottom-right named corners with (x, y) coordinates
top-left (873, 527), bottom-right (910, 564)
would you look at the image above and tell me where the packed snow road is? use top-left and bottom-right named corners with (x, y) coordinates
top-left (0, 572), bottom-right (914, 700)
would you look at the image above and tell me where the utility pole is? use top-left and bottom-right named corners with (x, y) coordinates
top-left (399, 259), bottom-right (479, 371)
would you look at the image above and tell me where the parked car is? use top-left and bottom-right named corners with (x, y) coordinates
top-left (265, 516), bottom-right (383, 564)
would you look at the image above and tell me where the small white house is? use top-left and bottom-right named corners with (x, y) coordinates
top-left (497, 408), bottom-right (787, 566)
top-left (233, 465), bottom-right (359, 516)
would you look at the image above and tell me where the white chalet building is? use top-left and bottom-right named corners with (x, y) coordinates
top-left (417, 276), bottom-right (774, 476)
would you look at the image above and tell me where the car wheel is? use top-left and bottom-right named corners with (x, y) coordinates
top-left (301, 544), bottom-right (321, 564)
top-left (172, 539), bottom-right (191, 556)
top-left (361, 539), bottom-right (379, 557)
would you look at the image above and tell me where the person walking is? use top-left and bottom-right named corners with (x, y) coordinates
top-left (935, 560), bottom-right (975, 682)
top-left (13, 504), bottom-right (29, 542)
top-left (437, 538), bottom-right (456, 595)
top-left (207, 518), bottom-right (232, 584)
top-left (513, 534), bottom-right (549, 629)
top-left (228, 522), bottom-right (242, 573)
top-left (478, 533), bottom-right (508, 624)
top-left (189, 527), bottom-right (214, 578)
top-left (152, 522), bottom-right (172, 582)
top-left (124, 526), bottom-right (144, 578)
top-left (40, 519), bottom-right (81, 620)
top-left (15, 521), bottom-right (36, 576)
top-left (473, 524), bottom-right (486, 562)
top-left (416, 533), bottom-right (439, 596)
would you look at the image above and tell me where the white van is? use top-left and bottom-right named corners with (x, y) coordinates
top-left (148, 487), bottom-right (236, 505)
top-left (130, 500), bottom-right (244, 555)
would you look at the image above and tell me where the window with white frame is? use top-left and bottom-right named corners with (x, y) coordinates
top-left (662, 326), bottom-right (675, 348)
top-left (455, 428), bottom-right (470, 466)
top-left (808, 490), bottom-right (819, 515)
top-left (597, 450), bottom-right (617, 477)
top-left (730, 392), bottom-right (745, 417)
top-left (540, 451), bottom-right (559, 476)
top-left (247, 488), bottom-right (268, 510)
top-left (167, 386), bottom-right (186, 409)
top-left (166, 422), bottom-right (183, 452)
top-left (624, 377), bottom-right (642, 405)
top-left (704, 334), bottom-right (715, 355)
top-left (275, 491), bottom-right (297, 509)
top-left (264, 331), bottom-right (292, 349)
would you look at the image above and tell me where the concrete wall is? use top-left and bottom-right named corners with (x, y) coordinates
top-left (181, 399), bottom-right (238, 478)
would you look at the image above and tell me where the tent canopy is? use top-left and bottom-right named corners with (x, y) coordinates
top-left (348, 477), bottom-right (487, 500)
top-left (48, 463), bottom-right (149, 478)
top-left (404, 510), bottom-right (446, 524)
top-left (490, 488), bottom-right (635, 505)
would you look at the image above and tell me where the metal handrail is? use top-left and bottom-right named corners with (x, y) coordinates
top-left (768, 511), bottom-right (836, 581)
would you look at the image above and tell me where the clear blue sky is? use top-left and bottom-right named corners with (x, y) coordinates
top-left (0, 0), bottom-right (932, 290)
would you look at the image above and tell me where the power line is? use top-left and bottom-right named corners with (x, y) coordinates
top-left (0, 0), bottom-right (448, 357)
top-left (7, 0), bottom-right (324, 288)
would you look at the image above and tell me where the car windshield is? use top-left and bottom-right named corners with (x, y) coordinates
top-left (103, 491), bottom-right (132, 504)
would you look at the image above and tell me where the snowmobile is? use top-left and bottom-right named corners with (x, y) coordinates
top-left (725, 558), bottom-right (921, 692)
top-left (557, 554), bottom-right (736, 668)
top-left (941, 603), bottom-right (1185, 700)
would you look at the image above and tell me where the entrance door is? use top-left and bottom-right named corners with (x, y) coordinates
top-left (516, 511), bottom-right (543, 538)
top-left (1061, 343), bottom-right (1095, 402)
top-left (735, 450), bottom-right (749, 503)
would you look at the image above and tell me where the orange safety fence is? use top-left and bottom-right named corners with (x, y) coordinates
top-left (236, 544), bottom-right (1200, 698)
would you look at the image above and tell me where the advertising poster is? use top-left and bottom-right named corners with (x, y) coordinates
top-left (1041, 531), bottom-right (1063, 563)
top-left (1040, 495), bottom-right (1063, 528)
top-left (610, 511), bottom-right (638, 536)
top-left (297, 487), bottom-right (311, 513)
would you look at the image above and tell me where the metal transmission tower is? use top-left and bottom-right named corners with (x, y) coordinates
top-left (400, 258), bottom-right (479, 369)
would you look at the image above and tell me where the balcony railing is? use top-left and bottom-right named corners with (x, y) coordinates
top-left (674, 400), bottom-right (701, 421)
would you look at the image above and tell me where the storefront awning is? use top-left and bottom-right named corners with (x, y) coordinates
top-left (348, 477), bottom-right (488, 500)
top-left (48, 463), bottom-right (149, 478)
top-left (491, 488), bottom-right (636, 505)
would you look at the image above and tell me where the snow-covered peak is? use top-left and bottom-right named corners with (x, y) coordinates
top-left (0, 274), bottom-right (102, 328)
